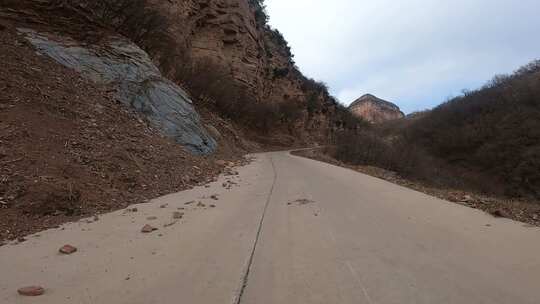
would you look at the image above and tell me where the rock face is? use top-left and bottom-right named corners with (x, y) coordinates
top-left (149, 0), bottom-right (340, 142)
top-left (348, 94), bottom-right (404, 124)
top-left (18, 28), bottom-right (217, 155)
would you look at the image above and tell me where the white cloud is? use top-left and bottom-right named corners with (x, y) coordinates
top-left (266, 0), bottom-right (540, 113)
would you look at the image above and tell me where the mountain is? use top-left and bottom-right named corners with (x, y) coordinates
top-left (348, 94), bottom-right (405, 123)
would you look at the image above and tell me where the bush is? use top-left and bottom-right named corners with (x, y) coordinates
top-left (336, 59), bottom-right (540, 199)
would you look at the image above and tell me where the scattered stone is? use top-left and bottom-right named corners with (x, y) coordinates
top-left (93, 215), bottom-right (100, 221)
top-left (164, 221), bottom-right (177, 228)
top-left (296, 199), bottom-right (314, 205)
top-left (177, 207), bottom-right (185, 210)
top-left (173, 212), bottom-right (184, 219)
top-left (490, 209), bottom-right (508, 218)
top-left (146, 216), bottom-right (158, 221)
top-left (59, 244), bottom-right (78, 255)
top-left (197, 202), bottom-right (206, 208)
top-left (462, 195), bottom-right (474, 202)
top-left (17, 286), bottom-right (45, 296)
top-left (210, 195), bottom-right (219, 200)
top-left (141, 224), bottom-right (158, 233)
top-left (485, 224), bottom-right (492, 227)
top-left (160, 203), bottom-right (168, 209)
top-left (185, 201), bottom-right (195, 205)
top-left (209, 204), bottom-right (216, 208)
top-left (131, 208), bottom-right (138, 212)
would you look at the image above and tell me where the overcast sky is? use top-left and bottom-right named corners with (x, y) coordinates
top-left (265, 0), bottom-right (540, 113)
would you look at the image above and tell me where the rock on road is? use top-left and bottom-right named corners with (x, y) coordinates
top-left (1, 151), bottom-right (540, 304)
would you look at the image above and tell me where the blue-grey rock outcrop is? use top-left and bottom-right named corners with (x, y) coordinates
top-left (18, 28), bottom-right (217, 155)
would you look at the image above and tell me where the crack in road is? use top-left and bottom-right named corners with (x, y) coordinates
top-left (232, 154), bottom-right (277, 304)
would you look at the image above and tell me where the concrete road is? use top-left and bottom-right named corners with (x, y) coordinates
top-left (1, 151), bottom-right (540, 304)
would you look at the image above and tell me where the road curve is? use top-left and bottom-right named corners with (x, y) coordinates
top-left (1, 151), bottom-right (540, 304)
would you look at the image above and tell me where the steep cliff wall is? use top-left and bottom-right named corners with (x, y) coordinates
top-left (2, 0), bottom-right (356, 145)
top-left (148, 0), bottom-right (343, 142)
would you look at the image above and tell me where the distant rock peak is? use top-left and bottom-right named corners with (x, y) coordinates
top-left (348, 94), bottom-right (404, 124)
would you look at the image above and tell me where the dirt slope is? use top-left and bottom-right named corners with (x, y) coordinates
top-left (0, 24), bottom-right (242, 242)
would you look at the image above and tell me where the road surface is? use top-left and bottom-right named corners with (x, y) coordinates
top-left (1, 151), bottom-right (540, 303)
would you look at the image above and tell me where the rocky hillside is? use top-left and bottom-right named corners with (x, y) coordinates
top-left (0, 0), bottom-right (367, 241)
top-left (348, 94), bottom-right (405, 123)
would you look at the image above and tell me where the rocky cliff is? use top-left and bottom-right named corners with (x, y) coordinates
top-left (147, 0), bottom-right (343, 142)
top-left (2, 0), bottom-right (358, 147)
top-left (348, 94), bottom-right (404, 124)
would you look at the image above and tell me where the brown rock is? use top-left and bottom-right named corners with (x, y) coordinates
top-left (164, 221), bottom-right (177, 227)
top-left (146, 216), bottom-right (158, 220)
top-left (59, 244), bottom-right (77, 255)
top-left (348, 94), bottom-right (404, 124)
top-left (490, 209), bottom-right (508, 218)
top-left (173, 211), bottom-right (184, 219)
top-left (17, 286), bottom-right (45, 296)
top-left (141, 224), bottom-right (158, 233)
top-left (210, 195), bottom-right (219, 200)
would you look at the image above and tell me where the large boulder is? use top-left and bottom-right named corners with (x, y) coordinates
top-left (19, 28), bottom-right (217, 155)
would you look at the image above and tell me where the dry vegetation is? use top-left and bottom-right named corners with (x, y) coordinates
top-left (332, 60), bottom-right (540, 203)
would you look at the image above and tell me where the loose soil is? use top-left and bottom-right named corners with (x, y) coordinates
top-left (0, 24), bottom-right (247, 242)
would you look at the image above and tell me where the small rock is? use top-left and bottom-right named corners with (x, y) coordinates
top-left (197, 202), bottom-right (206, 208)
top-left (17, 286), bottom-right (45, 296)
top-left (185, 201), bottom-right (195, 205)
top-left (462, 195), bottom-right (474, 202)
top-left (173, 212), bottom-right (184, 219)
top-left (17, 237), bottom-right (26, 243)
top-left (141, 224), bottom-right (158, 233)
top-left (533, 214), bottom-right (539, 220)
top-left (93, 215), bottom-right (100, 221)
top-left (131, 208), bottom-right (138, 212)
top-left (209, 204), bottom-right (216, 208)
top-left (164, 221), bottom-right (177, 227)
top-left (490, 209), bottom-right (508, 218)
top-left (59, 244), bottom-right (77, 255)
top-left (210, 195), bottom-right (219, 200)
top-left (160, 203), bottom-right (168, 209)
top-left (146, 216), bottom-right (158, 221)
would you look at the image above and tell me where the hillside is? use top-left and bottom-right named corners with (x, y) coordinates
top-left (0, 0), bottom-right (366, 241)
top-left (0, 25), bottom-right (246, 241)
top-left (333, 60), bottom-right (540, 202)
top-left (348, 94), bottom-right (404, 123)
top-left (400, 61), bottom-right (540, 198)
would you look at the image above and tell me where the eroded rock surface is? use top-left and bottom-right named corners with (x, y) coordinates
top-left (18, 28), bottom-right (216, 155)
top-left (348, 94), bottom-right (405, 124)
